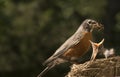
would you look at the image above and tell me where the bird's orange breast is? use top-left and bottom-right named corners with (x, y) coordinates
top-left (63, 32), bottom-right (92, 59)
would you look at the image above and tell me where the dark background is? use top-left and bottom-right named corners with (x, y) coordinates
top-left (0, 0), bottom-right (120, 77)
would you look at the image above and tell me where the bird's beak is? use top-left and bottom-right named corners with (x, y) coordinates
top-left (98, 38), bottom-right (104, 45)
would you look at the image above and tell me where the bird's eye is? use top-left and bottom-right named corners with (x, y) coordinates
top-left (88, 20), bottom-right (96, 25)
top-left (88, 21), bottom-right (92, 24)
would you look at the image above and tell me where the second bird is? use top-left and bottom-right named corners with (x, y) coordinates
top-left (38, 19), bottom-right (104, 77)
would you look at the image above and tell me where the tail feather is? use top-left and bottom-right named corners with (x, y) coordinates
top-left (43, 56), bottom-right (56, 66)
top-left (37, 64), bottom-right (54, 77)
top-left (38, 58), bottom-right (66, 77)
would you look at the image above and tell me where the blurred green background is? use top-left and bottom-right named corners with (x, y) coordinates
top-left (0, 0), bottom-right (120, 77)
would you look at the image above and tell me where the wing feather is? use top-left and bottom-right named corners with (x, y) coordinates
top-left (43, 32), bottom-right (85, 65)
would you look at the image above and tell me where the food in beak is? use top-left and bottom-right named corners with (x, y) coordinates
top-left (96, 23), bottom-right (104, 31)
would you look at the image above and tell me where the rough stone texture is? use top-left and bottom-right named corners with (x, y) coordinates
top-left (65, 56), bottom-right (120, 77)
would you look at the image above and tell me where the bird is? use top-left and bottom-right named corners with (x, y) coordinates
top-left (90, 39), bottom-right (115, 60)
top-left (103, 48), bottom-right (115, 59)
top-left (37, 19), bottom-right (104, 77)
top-left (89, 39), bottom-right (104, 61)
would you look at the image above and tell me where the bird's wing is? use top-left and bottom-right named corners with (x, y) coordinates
top-left (54, 33), bottom-right (84, 57)
top-left (43, 32), bottom-right (85, 65)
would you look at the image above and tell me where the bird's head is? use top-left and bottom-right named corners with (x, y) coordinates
top-left (82, 19), bottom-right (104, 32)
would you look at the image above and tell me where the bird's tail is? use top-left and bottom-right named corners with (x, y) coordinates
top-left (37, 64), bottom-right (55, 77)
top-left (37, 58), bottom-right (66, 77)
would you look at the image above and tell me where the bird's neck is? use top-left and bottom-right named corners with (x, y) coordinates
top-left (75, 25), bottom-right (88, 34)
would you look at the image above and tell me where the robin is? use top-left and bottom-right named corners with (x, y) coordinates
top-left (38, 19), bottom-right (104, 77)
top-left (89, 39), bottom-right (104, 61)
